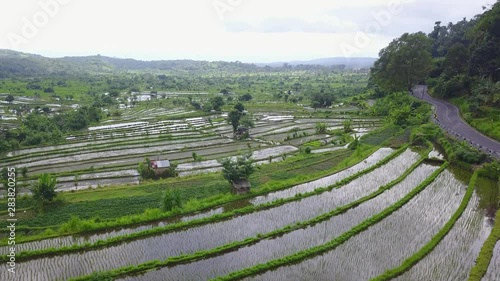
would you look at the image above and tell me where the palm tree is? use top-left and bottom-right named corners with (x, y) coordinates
top-left (31, 174), bottom-right (58, 203)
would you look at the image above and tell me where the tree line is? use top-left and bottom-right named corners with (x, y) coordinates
top-left (370, 1), bottom-right (500, 114)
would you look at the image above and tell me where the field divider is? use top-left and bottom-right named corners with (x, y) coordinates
top-left (69, 154), bottom-right (428, 281)
top-left (208, 162), bottom-right (449, 281)
top-left (19, 141), bottom-right (254, 175)
top-left (370, 169), bottom-right (477, 281)
top-left (1, 151), bottom-right (350, 237)
top-left (1, 146), bottom-right (408, 262)
top-left (0, 145), bottom-right (379, 245)
top-left (2, 134), bottom-right (214, 163)
top-left (467, 174), bottom-right (500, 281)
top-left (19, 145), bottom-right (348, 182)
top-left (4, 138), bottom-right (238, 168)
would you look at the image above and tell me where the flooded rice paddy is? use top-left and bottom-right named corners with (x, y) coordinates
top-left (248, 170), bottom-right (466, 281)
top-left (250, 147), bottom-right (396, 205)
top-left (117, 164), bottom-right (438, 281)
top-left (0, 149), bottom-right (417, 281)
top-left (483, 241), bottom-right (500, 281)
top-left (395, 192), bottom-right (492, 281)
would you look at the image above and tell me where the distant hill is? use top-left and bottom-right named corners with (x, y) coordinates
top-left (0, 49), bottom-right (376, 78)
top-left (0, 50), bottom-right (263, 77)
top-left (255, 57), bottom-right (377, 68)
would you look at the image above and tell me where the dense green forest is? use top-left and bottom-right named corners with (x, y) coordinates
top-left (370, 1), bottom-right (500, 140)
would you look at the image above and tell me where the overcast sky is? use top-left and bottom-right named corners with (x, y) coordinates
top-left (0, 0), bottom-right (494, 62)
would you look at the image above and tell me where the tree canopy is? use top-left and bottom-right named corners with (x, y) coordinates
top-left (5, 94), bottom-right (14, 103)
top-left (227, 109), bottom-right (242, 133)
top-left (209, 96), bottom-right (225, 111)
top-left (218, 154), bottom-right (255, 184)
top-left (370, 32), bottom-right (433, 93)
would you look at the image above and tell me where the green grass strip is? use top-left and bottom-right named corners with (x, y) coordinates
top-left (209, 162), bottom-right (448, 281)
top-left (1, 148), bottom-right (359, 244)
top-left (1, 146), bottom-right (370, 242)
top-left (3, 133), bottom-right (211, 163)
top-left (467, 175), bottom-right (500, 281)
top-left (370, 168), bottom-right (477, 281)
top-left (2, 146), bottom-right (408, 262)
top-left (70, 154), bottom-right (428, 281)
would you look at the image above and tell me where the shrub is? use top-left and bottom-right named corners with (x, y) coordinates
top-left (163, 189), bottom-right (182, 211)
top-left (343, 119), bottom-right (352, 133)
top-left (348, 135), bottom-right (360, 150)
top-left (315, 123), bottom-right (327, 134)
top-left (455, 146), bottom-right (486, 164)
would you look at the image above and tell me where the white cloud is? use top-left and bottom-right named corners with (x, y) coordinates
top-left (0, 0), bottom-right (495, 62)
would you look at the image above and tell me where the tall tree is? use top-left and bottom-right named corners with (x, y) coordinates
top-left (443, 42), bottom-right (469, 77)
top-left (234, 102), bottom-right (245, 112)
top-left (227, 109), bottom-right (242, 133)
top-left (210, 96), bottom-right (225, 111)
top-left (5, 94), bottom-right (14, 103)
top-left (218, 154), bottom-right (255, 184)
top-left (468, 2), bottom-right (500, 82)
top-left (371, 32), bottom-right (433, 92)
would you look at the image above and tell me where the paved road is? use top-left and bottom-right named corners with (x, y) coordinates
top-left (412, 85), bottom-right (500, 159)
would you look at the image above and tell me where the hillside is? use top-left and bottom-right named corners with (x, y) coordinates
top-left (0, 49), bottom-right (375, 78)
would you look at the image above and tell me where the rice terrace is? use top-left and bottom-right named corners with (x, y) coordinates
top-left (1, 1), bottom-right (500, 281)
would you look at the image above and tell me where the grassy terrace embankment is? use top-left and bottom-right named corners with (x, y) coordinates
top-left (0, 145), bottom-right (384, 244)
top-left (2, 146), bottom-right (407, 262)
top-left (467, 174), bottom-right (500, 281)
top-left (71, 153), bottom-right (429, 281)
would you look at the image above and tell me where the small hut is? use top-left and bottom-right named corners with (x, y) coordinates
top-left (231, 179), bottom-right (251, 194)
top-left (150, 160), bottom-right (171, 176)
top-left (235, 126), bottom-right (249, 139)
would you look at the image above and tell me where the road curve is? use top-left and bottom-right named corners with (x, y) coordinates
top-left (412, 85), bottom-right (500, 160)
